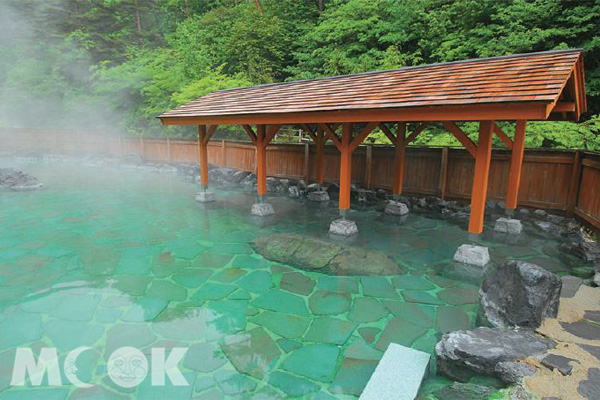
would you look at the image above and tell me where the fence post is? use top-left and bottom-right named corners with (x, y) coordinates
top-left (303, 142), bottom-right (310, 183)
top-left (222, 139), bottom-right (227, 166)
top-left (438, 147), bottom-right (449, 199)
top-left (365, 144), bottom-right (373, 188)
top-left (566, 150), bottom-right (582, 216)
top-left (167, 136), bottom-right (172, 163)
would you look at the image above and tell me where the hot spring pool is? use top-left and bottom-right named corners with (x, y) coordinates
top-left (0, 161), bottom-right (583, 399)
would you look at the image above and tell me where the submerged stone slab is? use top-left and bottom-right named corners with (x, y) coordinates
top-left (268, 371), bottom-right (319, 397)
top-left (493, 217), bottom-right (523, 234)
top-left (252, 233), bottom-right (404, 276)
top-left (280, 272), bottom-right (315, 295)
top-left (384, 201), bottom-right (409, 216)
top-left (329, 358), bottom-right (379, 397)
top-left (361, 277), bottom-right (399, 299)
top-left (252, 289), bottom-right (310, 316)
top-left (308, 290), bottom-right (351, 315)
top-left (329, 218), bottom-right (358, 236)
top-left (281, 343), bottom-right (340, 382)
top-left (453, 244), bottom-right (490, 267)
top-left (376, 318), bottom-right (427, 351)
top-left (348, 298), bottom-right (389, 323)
top-left (184, 342), bottom-right (227, 372)
top-left (359, 343), bottom-right (430, 400)
top-left (251, 202), bottom-right (275, 217)
top-left (560, 275), bottom-right (583, 298)
top-left (305, 317), bottom-right (356, 345)
top-left (251, 311), bottom-right (310, 338)
top-left (221, 327), bottom-right (281, 379)
top-left (195, 191), bottom-right (215, 203)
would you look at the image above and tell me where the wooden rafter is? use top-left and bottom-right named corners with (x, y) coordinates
top-left (492, 123), bottom-right (513, 150)
top-left (204, 125), bottom-right (218, 145)
top-left (406, 123), bottom-right (428, 144)
top-left (378, 123), bottom-right (396, 143)
top-left (300, 124), bottom-right (318, 142)
top-left (349, 122), bottom-right (378, 152)
top-left (264, 124), bottom-right (281, 145)
top-left (442, 121), bottom-right (477, 157)
top-left (242, 125), bottom-right (257, 145)
top-left (319, 123), bottom-right (342, 150)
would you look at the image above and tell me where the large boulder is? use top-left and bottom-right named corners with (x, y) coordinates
top-left (252, 233), bottom-right (405, 276)
top-left (0, 168), bottom-right (43, 190)
top-left (478, 260), bottom-right (561, 328)
top-left (435, 327), bottom-right (554, 382)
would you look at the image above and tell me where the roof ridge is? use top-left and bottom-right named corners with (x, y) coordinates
top-left (209, 49), bottom-right (582, 95)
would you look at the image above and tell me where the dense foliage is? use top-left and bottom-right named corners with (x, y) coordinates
top-left (0, 0), bottom-right (599, 150)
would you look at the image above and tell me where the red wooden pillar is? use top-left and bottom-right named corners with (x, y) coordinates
top-left (198, 125), bottom-right (209, 190)
top-left (392, 122), bottom-right (407, 197)
top-left (468, 121), bottom-right (494, 235)
top-left (338, 123), bottom-right (353, 213)
top-left (506, 120), bottom-right (527, 211)
top-left (315, 129), bottom-right (325, 186)
top-left (256, 124), bottom-right (267, 197)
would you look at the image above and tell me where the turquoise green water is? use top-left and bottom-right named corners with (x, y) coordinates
top-left (0, 162), bottom-right (579, 399)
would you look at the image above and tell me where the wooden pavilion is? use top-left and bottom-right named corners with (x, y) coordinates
top-left (159, 49), bottom-right (587, 236)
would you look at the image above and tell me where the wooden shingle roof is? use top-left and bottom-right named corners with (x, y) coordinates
top-left (159, 49), bottom-right (586, 125)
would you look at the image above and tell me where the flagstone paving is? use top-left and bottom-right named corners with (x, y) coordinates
top-left (0, 162), bottom-right (589, 399)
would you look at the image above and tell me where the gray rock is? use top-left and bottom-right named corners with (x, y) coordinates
top-left (494, 218), bottom-right (523, 234)
top-left (435, 327), bottom-right (555, 382)
top-left (195, 191), bottom-right (215, 203)
top-left (240, 173), bottom-right (256, 186)
top-left (288, 186), bottom-right (300, 198)
top-left (478, 260), bottom-right (561, 329)
top-left (297, 180), bottom-right (307, 190)
top-left (121, 154), bottom-right (144, 165)
top-left (540, 354), bottom-right (576, 376)
top-left (329, 219), bottom-right (358, 236)
top-left (560, 275), bottom-right (583, 298)
top-left (434, 382), bottom-right (496, 400)
top-left (494, 361), bottom-right (537, 383)
top-left (594, 273), bottom-right (600, 287)
top-left (251, 203), bottom-right (275, 217)
top-left (384, 201), bottom-right (409, 216)
top-left (534, 220), bottom-right (560, 235)
top-left (307, 190), bottom-right (329, 202)
top-left (561, 241), bottom-right (600, 263)
top-left (306, 183), bottom-right (320, 192)
top-left (578, 367), bottom-right (600, 399)
top-left (453, 244), bottom-right (490, 267)
top-left (231, 170), bottom-right (252, 183)
top-left (251, 233), bottom-right (405, 276)
top-left (279, 179), bottom-right (290, 189)
top-left (533, 209), bottom-right (548, 218)
top-left (0, 168), bottom-right (43, 190)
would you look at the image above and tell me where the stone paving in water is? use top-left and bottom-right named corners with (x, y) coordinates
top-left (0, 161), bottom-right (592, 399)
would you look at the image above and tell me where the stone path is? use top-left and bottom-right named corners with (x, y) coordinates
top-left (524, 284), bottom-right (600, 399)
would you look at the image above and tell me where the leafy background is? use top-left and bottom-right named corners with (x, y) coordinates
top-left (0, 0), bottom-right (599, 150)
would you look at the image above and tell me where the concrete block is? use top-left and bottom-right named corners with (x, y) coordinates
top-left (453, 244), bottom-right (490, 267)
top-left (359, 343), bottom-right (430, 400)
top-left (251, 203), bottom-right (275, 217)
top-left (329, 219), bottom-right (358, 236)
top-left (195, 191), bottom-right (215, 203)
top-left (494, 217), bottom-right (523, 234)
top-left (384, 201), bottom-right (409, 216)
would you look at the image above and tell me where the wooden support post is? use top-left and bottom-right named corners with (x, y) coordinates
top-left (392, 123), bottom-right (407, 197)
top-left (506, 120), bottom-right (526, 211)
top-left (304, 142), bottom-right (310, 184)
top-left (167, 136), bottom-right (172, 163)
top-left (339, 123), bottom-right (353, 212)
top-left (256, 124), bottom-right (267, 197)
top-left (468, 121), bottom-right (494, 235)
top-left (315, 128), bottom-right (326, 186)
top-left (365, 144), bottom-right (373, 188)
top-left (566, 150), bottom-right (582, 217)
top-left (222, 139), bottom-right (227, 166)
top-left (140, 136), bottom-right (145, 159)
top-left (439, 147), bottom-right (449, 199)
top-left (198, 125), bottom-right (209, 189)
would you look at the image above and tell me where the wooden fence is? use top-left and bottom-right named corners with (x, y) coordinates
top-left (1, 128), bottom-right (599, 229)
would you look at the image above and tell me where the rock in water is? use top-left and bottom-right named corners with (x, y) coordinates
top-left (435, 327), bottom-right (554, 382)
top-left (384, 201), bottom-right (409, 216)
top-left (307, 190), bottom-right (329, 202)
top-left (252, 233), bottom-right (405, 276)
top-left (453, 244), bottom-right (490, 267)
top-left (0, 168), bottom-right (43, 191)
top-left (478, 260), bottom-right (561, 328)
